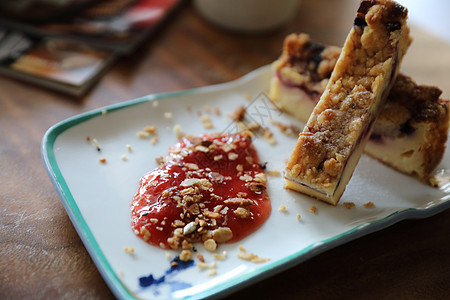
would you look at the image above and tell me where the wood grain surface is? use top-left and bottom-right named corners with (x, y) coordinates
top-left (1, 1), bottom-right (449, 299)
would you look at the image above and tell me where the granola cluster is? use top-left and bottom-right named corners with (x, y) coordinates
top-left (131, 132), bottom-right (270, 251)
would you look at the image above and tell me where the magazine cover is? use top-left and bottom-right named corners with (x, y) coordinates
top-left (0, 27), bottom-right (116, 96)
top-left (0, 0), bottom-right (183, 54)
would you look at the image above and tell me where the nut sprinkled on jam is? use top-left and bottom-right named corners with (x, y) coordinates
top-left (131, 132), bottom-right (271, 249)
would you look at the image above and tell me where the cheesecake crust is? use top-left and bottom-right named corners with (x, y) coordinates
top-left (285, 0), bottom-right (411, 205)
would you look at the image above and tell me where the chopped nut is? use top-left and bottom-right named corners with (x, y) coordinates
top-left (204, 239), bottom-right (217, 252)
top-left (234, 207), bottom-right (250, 218)
top-left (181, 178), bottom-right (201, 187)
top-left (254, 173), bottom-right (267, 184)
top-left (185, 163), bottom-right (199, 170)
top-left (224, 198), bottom-right (253, 206)
top-left (181, 240), bottom-right (193, 250)
top-left (140, 227), bottom-right (151, 241)
top-left (228, 152), bottom-right (238, 160)
top-left (172, 220), bottom-right (185, 227)
top-left (183, 221), bottom-right (197, 235)
top-left (212, 227), bottom-right (233, 243)
top-left (195, 145), bottom-right (209, 152)
top-left (180, 250), bottom-right (192, 262)
top-left (204, 210), bottom-right (221, 219)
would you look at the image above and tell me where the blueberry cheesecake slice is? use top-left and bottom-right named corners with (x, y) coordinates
top-left (285, 0), bottom-right (411, 205)
top-left (271, 33), bottom-right (449, 181)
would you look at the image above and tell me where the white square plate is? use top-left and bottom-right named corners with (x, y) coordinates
top-left (42, 65), bottom-right (450, 299)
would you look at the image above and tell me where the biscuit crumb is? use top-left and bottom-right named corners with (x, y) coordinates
top-left (196, 253), bottom-right (205, 263)
top-left (212, 251), bottom-right (227, 260)
top-left (197, 261), bottom-right (217, 270)
top-left (309, 206), bottom-right (317, 213)
top-left (343, 202), bottom-right (355, 209)
top-left (278, 204), bottom-right (287, 212)
top-left (237, 251), bottom-right (270, 263)
top-left (124, 247), bottom-right (135, 253)
top-left (296, 213), bottom-right (301, 221)
top-left (267, 170), bottom-right (281, 176)
top-left (164, 112), bottom-right (173, 119)
top-left (137, 131), bottom-right (150, 138)
top-left (99, 157), bottom-right (107, 163)
top-left (238, 245), bottom-right (246, 252)
top-left (363, 201), bottom-right (375, 208)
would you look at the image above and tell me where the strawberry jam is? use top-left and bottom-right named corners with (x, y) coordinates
top-left (131, 132), bottom-right (271, 249)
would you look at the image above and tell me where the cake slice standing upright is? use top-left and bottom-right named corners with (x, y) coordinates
top-left (285, 0), bottom-right (411, 205)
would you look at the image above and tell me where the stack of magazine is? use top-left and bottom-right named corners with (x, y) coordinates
top-left (0, 0), bottom-right (182, 96)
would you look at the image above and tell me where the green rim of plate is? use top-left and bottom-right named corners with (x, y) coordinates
top-left (41, 65), bottom-right (450, 300)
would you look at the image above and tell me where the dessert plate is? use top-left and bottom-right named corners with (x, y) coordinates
top-left (42, 65), bottom-right (450, 300)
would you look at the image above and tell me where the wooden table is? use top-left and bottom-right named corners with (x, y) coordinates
top-left (1, 0), bottom-right (449, 299)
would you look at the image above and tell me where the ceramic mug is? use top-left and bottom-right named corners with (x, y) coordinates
top-left (194, 0), bottom-right (301, 32)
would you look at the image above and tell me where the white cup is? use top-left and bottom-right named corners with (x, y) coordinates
top-left (194, 0), bottom-right (301, 32)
